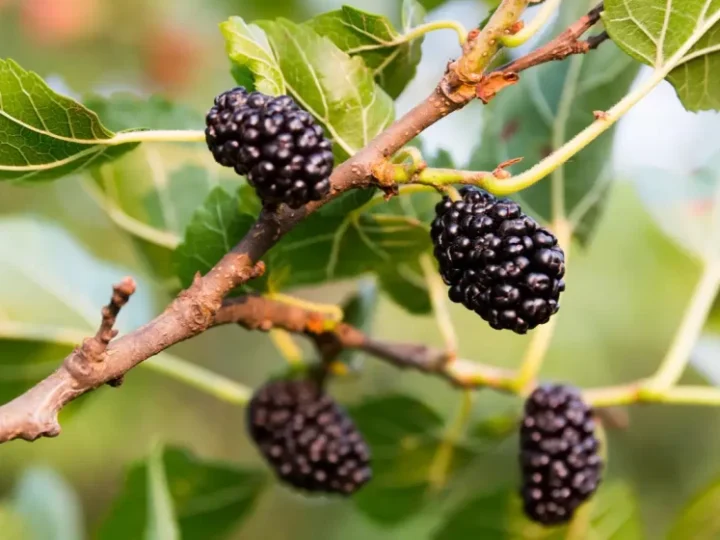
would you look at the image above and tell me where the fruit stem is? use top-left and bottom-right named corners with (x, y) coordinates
top-left (420, 254), bottom-right (458, 358)
top-left (267, 293), bottom-right (344, 322)
top-left (513, 218), bottom-right (572, 394)
top-left (270, 329), bottom-right (305, 367)
top-left (108, 130), bottom-right (207, 145)
top-left (428, 390), bottom-right (474, 490)
top-left (501, 0), bottom-right (562, 47)
top-left (646, 261), bottom-right (720, 391)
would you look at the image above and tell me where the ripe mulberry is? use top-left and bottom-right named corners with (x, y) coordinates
top-left (520, 385), bottom-right (602, 525)
top-left (247, 379), bottom-right (371, 495)
top-left (205, 87), bottom-right (333, 208)
top-left (430, 187), bottom-right (565, 333)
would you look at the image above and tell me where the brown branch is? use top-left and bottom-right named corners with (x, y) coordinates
top-left (0, 0), bottom-right (560, 444)
top-left (476, 2), bottom-right (607, 103)
top-left (211, 296), bottom-right (518, 392)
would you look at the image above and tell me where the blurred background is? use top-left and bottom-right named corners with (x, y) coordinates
top-left (1, 0), bottom-right (719, 538)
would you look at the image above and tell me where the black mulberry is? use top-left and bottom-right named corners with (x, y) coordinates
top-left (247, 379), bottom-right (371, 495)
top-left (520, 385), bottom-right (602, 525)
top-left (430, 187), bottom-right (565, 333)
top-left (205, 87), bottom-right (333, 208)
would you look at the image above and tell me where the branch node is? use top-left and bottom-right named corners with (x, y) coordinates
top-left (476, 72), bottom-right (520, 104)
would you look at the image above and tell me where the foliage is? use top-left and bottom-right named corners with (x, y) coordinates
top-left (0, 0), bottom-right (719, 538)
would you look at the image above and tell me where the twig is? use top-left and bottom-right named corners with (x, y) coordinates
top-left (476, 2), bottom-right (606, 103)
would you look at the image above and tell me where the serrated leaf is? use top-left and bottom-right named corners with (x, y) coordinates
top-left (220, 17), bottom-right (285, 96)
top-left (338, 280), bottom-right (379, 368)
top-left (434, 482), bottom-right (643, 539)
top-left (470, 1), bottom-right (640, 243)
top-left (99, 446), bottom-right (266, 540)
top-left (0, 59), bottom-right (137, 182)
top-left (308, 0), bottom-right (426, 99)
top-left (350, 395), bottom-right (475, 525)
top-left (0, 217), bottom-right (156, 404)
top-left (604, 0), bottom-right (720, 111)
top-left (12, 468), bottom-right (83, 540)
top-left (175, 185), bottom-right (430, 295)
top-left (174, 186), bottom-right (262, 292)
top-left (86, 94), bottom-right (241, 286)
top-left (256, 18), bottom-right (395, 161)
top-left (668, 475), bottom-right (720, 539)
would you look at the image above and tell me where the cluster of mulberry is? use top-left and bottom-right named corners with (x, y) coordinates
top-left (431, 187), bottom-right (566, 334)
top-left (247, 379), bottom-right (371, 496)
top-left (205, 87), bottom-right (333, 208)
top-left (520, 385), bottom-right (602, 525)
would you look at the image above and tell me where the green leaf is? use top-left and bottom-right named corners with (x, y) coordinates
top-left (338, 280), bottom-right (379, 368)
top-left (99, 446), bottom-right (266, 540)
top-left (0, 59), bottom-right (137, 182)
top-left (604, 0), bottom-right (720, 111)
top-left (12, 468), bottom-right (83, 540)
top-left (669, 474), bottom-right (720, 539)
top-left (470, 1), bottom-right (640, 243)
top-left (256, 18), bottom-right (395, 161)
top-left (146, 445), bottom-right (180, 540)
top-left (0, 217), bottom-right (156, 403)
top-left (220, 17), bottom-right (286, 96)
top-left (308, 0), bottom-right (427, 99)
top-left (434, 482), bottom-right (643, 539)
top-left (174, 186), bottom-right (261, 292)
top-left (377, 260), bottom-right (431, 315)
top-left (86, 93), bottom-right (241, 286)
top-left (350, 395), bottom-right (475, 525)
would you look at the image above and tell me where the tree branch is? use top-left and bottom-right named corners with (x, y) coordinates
top-left (0, 0), bottom-right (534, 445)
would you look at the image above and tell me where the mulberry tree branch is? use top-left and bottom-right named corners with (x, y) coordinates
top-left (0, 0), bottom-right (545, 445)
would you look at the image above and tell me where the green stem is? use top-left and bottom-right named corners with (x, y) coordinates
top-left (428, 390), bottom-right (474, 490)
top-left (646, 261), bottom-right (720, 391)
top-left (501, 0), bottom-right (562, 47)
top-left (145, 353), bottom-right (252, 406)
top-left (404, 20), bottom-right (468, 45)
top-left (108, 130), bottom-right (206, 145)
top-left (585, 384), bottom-right (720, 408)
top-left (420, 254), bottom-right (458, 356)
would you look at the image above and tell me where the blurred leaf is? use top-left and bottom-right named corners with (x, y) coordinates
top-left (350, 395), bottom-right (475, 525)
top-left (668, 475), bottom-right (720, 539)
top-left (174, 186), bottom-right (262, 292)
top-left (99, 446), bottom-right (266, 540)
top-left (632, 152), bottom-right (720, 264)
top-left (0, 506), bottom-right (28, 540)
top-left (0, 59), bottom-right (137, 182)
top-left (308, 0), bottom-right (426, 99)
top-left (434, 482), bottom-right (643, 539)
top-left (13, 468), bottom-right (83, 540)
top-left (604, 0), bottom-right (720, 111)
top-left (256, 18), bottom-right (395, 162)
top-left (338, 280), bottom-right (379, 368)
top-left (0, 217), bottom-right (155, 403)
top-left (377, 260), bottom-right (431, 314)
top-left (84, 93), bottom-right (204, 132)
top-left (86, 94), bottom-right (240, 286)
top-left (221, 18), bottom-right (286, 96)
top-left (708, 293), bottom-right (720, 334)
top-left (470, 1), bottom-right (640, 243)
